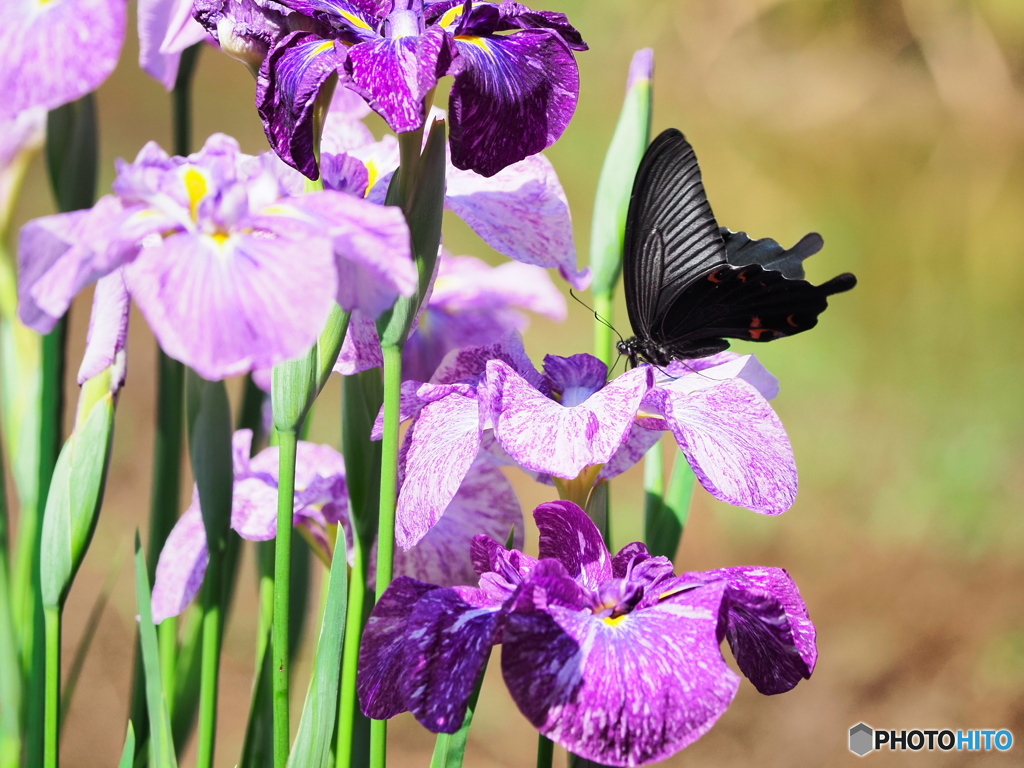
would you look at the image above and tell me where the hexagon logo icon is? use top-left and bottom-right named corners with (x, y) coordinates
top-left (849, 723), bottom-right (874, 756)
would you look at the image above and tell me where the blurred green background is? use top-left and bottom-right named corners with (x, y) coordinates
top-left (7, 0), bottom-right (1024, 765)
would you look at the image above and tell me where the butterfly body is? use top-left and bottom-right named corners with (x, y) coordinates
top-left (619, 129), bottom-right (856, 368)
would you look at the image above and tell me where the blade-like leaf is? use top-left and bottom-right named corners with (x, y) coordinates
top-left (287, 528), bottom-right (348, 768)
top-left (186, 374), bottom-right (233, 557)
top-left (118, 722), bottom-right (135, 768)
top-left (644, 449), bottom-right (696, 560)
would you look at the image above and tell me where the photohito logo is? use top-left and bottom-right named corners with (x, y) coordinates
top-left (848, 723), bottom-right (1014, 756)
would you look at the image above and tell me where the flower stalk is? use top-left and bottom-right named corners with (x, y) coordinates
top-left (271, 429), bottom-right (298, 768)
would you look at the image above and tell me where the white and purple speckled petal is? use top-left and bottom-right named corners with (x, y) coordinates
top-left (0, 0), bottom-right (127, 119)
top-left (402, 585), bottom-right (504, 732)
top-left (430, 331), bottom-right (543, 390)
top-left (659, 352), bottom-right (780, 401)
top-left (598, 422), bottom-right (661, 481)
top-left (334, 311), bottom-right (384, 375)
top-left (445, 155), bottom-right (584, 287)
top-left (151, 501), bottom-right (209, 623)
top-left (644, 380), bottom-right (797, 515)
top-left (502, 579), bottom-right (740, 767)
top-left (358, 576), bottom-right (437, 720)
top-left (395, 392), bottom-right (482, 549)
top-left (484, 360), bottom-right (652, 479)
top-left (77, 270), bottom-right (131, 389)
top-left (533, 500), bottom-right (611, 590)
top-left (395, 457), bottom-right (522, 587)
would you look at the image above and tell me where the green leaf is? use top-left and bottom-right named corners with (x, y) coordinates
top-left (287, 528), bottom-right (348, 768)
top-left (342, 369), bottom-right (383, 546)
top-left (170, 609), bottom-right (202, 754)
top-left (186, 374), bottom-right (233, 557)
top-left (644, 449), bottom-right (696, 560)
top-left (118, 722), bottom-right (136, 768)
top-left (134, 533), bottom-right (178, 768)
top-left (589, 49), bottom-right (654, 297)
top-left (428, 653), bottom-right (488, 768)
top-left (272, 348), bottom-right (318, 434)
top-left (45, 95), bottom-right (99, 214)
top-left (39, 389), bottom-right (114, 609)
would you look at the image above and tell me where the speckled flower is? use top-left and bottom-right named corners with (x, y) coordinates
top-left (233, 0), bottom-right (586, 179)
top-left (17, 133), bottom-right (416, 380)
top-left (381, 333), bottom-right (796, 551)
top-left (358, 500), bottom-right (817, 765)
top-left (138, 0), bottom-right (209, 88)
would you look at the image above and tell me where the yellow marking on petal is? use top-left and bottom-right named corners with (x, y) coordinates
top-left (308, 40), bottom-right (337, 59)
top-left (365, 159), bottom-right (380, 194)
top-left (211, 232), bottom-right (231, 245)
top-left (182, 166), bottom-right (209, 221)
top-left (658, 588), bottom-right (688, 601)
top-left (338, 8), bottom-right (372, 30)
top-left (455, 35), bottom-right (492, 52)
top-left (438, 4), bottom-right (465, 28)
top-left (602, 615), bottom-right (627, 627)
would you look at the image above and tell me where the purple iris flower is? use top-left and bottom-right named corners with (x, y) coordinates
top-left (0, 0), bottom-right (126, 119)
top-left (16, 133), bottom-right (417, 380)
top-left (152, 429), bottom-right (521, 621)
top-left (378, 333), bottom-right (796, 550)
top-left (214, 0), bottom-right (586, 179)
top-left (138, 0), bottom-right (210, 88)
top-left (78, 269), bottom-right (131, 392)
top-left (358, 500), bottom-right (817, 765)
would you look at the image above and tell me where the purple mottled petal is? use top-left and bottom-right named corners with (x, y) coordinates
top-left (319, 152), bottom-right (370, 196)
top-left (502, 580), bottom-right (740, 767)
top-left (395, 392), bottom-right (481, 548)
top-left (370, 380), bottom-right (476, 440)
top-left (17, 196), bottom-right (133, 333)
top-left (543, 354), bottom-right (607, 406)
top-left (334, 310), bottom-right (383, 375)
top-left (345, 27), bottom-right (453, 133)
top-left (358, 576), bottom-right (437, 720)
top-left (402, 586), bottom-right (503, 732)
top-left (395, 456), bottom-right (522, 587)
top-left (533, 500), bottom-right (611, 590)
top-left (77, 270), bottom-right (131, 389)
top-left (448, 30), bottom-right (578, 178)
top-left (445, 155), bottom-right (585, 286)
top-left (644, 380), bottom-right (797, 515)
top-left (693, 566), bottom-right (816, 694)
top-left (277, 0), bottom-right (383, 29)
top-left (231, 476), bottom-right (282, 539)
top-left (611, 541), bottom-right (650, 578)
top-left (0, 0), bottom-right (127, 119)
top-left (257, 32), bottom-right (345, 178)
top-left (493, 3), bottom-right (587, 50)
top-left (295, 190), bottom-right (416, 315)
top-left (598, 422), bottom-right (661, 481)
top-left (660, 352), bottom-right (779, 401)
top-left (193, 0), bottom-right (289, 67)
top-left (138, 0), bottom-right (207, 89)
top-left (484, 360), bottom-right (652, 479)
top-left (232, 429), bottom-right (255, 475)
top-left (124, 226), bottom-right (337, 380)
top-left (430, 331), bottom-right (543, 391)
top-left (431, 253), bottom-right (566, 319)
top-left (151, 503), bottom-right (209, 623)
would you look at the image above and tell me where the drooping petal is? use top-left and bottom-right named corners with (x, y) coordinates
top-left (77, 270), bottom-right (131, 389)
top-left (344, 26), bottom-right (454, 134)
top-left (257, 31), bottom-right (346, 178)
top-left (445, 156), bottom-right (586, 287)
top-left (483, 360), bottom-right (652, 479)
top-left (395, 391), bottom-right (482, 549)
top-left (395, 457), bottom-right (523, 587)
top-left (659, 352), bottom-right (780, 401)
top-left (448, 30), bottom-right (578, 177)
top-left (358, 576), bottom-right (437, 720)
top-left (0, 0), bottom-right (127, 119)
top-left (333, 310), bottom-right (384, 375)
top-left (533, 500), bottom-right (611, 591)
top-left (151, 502), bottom-right (209, 623)
top-left (430, 254), bottom-right (566, 320)
top-left (124, 226), bottom-right (337, 380)
top-left (138, 0), bottom-right (207, 89)
top-left (502, 580), bottom-right (741, 767)
top-left (490, 2), bottom-right (587, 50)
top-left (643, 380), bottom-right (797, 515)
top-left (402, 585), bottom-right (505, 732)
top-left (276, 0), bottom-right (383, 31)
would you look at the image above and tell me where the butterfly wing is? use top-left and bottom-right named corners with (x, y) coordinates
top-left (721, 228), bottom-right (825, 280)
top-left (623, 129), bottom-right (727, 340)
top-left (657, 263), bottom-right (857, 357)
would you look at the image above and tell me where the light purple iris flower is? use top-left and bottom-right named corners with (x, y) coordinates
top-left (138, 0), bottom-right (210, 89)
top-left (0, 0), bottom-right (126, 120)
top-left (152, 430), bottom-right (522, 622)
top-left (218, 0), bottom-right (586, 179)
top-left (379, 333), bottom-right (796, 550)
top-left (358, 500), bottom-right (816, 765)
top-left (78, 269), bottom-right (131, 392)
top-left (17, 133), bottom-right (416, 380)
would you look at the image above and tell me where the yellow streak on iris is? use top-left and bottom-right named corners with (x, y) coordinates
top-left (365, 160), bottom-right (380, 195)
top-left (183, 166), bottom-right (209, 221)
top-left (338, 8), bottom-right (371, 30)
top-left (455, 35), bottom-right (491, 52)
top-left (438, 4), bottom-right (465, 28)
top-left (603, 614), bottom-right (627, 627)
top-left (308, 40), bottom-right (336, 59)
top-left (211, 232), bottom-right (230, 245)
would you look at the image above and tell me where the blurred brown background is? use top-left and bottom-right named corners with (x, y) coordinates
top-left (8, 0), bottom-right (1024, 765)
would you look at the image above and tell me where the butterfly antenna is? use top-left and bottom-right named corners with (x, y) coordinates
top-left (569, 289), bottom-right (625, 346)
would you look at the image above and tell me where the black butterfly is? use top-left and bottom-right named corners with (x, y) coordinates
top-left (617, 128), bottom-right (856, 368)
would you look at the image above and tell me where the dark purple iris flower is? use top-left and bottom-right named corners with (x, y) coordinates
top-left (358, 500), bottom-right (817, 766)
top-left (215, 0), bottom-right (586, 178)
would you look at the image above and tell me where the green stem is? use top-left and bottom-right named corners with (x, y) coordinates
top-left (335, 537), bottom-right (366, 765)
top-left (272, 430), bottom-right (299, 768)
top-left (369, 344), bottom-right (403, 768)
top-left (593, 290), bottom-right (615, 370)
top-left (0, 418), bottom-right (20, 767)
top-left (195, 566), bottom-right (223, 768)
top-left (43, 607), bottom-right (60, 768)
top-left (536, 736), bottom-right (554, 768)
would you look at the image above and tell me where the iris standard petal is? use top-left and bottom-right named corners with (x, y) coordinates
top-left (0, 0), bottom-right (126, 119)
top-left (77, 270), bottom-right (131, 388)
top-left (276, 0), bottom-right (384, 30)
top-left (430, 254), bottom-right (566, 320)
top-left (430, 331), bottom-right (544, 389)
top-left (151, 502), bottom-right (209, 624)
top-left (345, 26), bottom-right (455, 134)
top-left (533, 500), bottom-right (611, 591)
top-left (138, 0), bottom-right (207, 89)
top-left (448, 30), bottom-right (578, 177)
top-left (483, 360), bottom-right (652, 479)
top-left (502, 581), bottom-right (741, 767)
top-left (491, 3), bottom-right (587, 50)
top-left (257, 31), bottom-right (345, 178)
top-left (643, 380), bottom-right (797, 515)
top-left (358, 576), bottom-right (438, 720)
